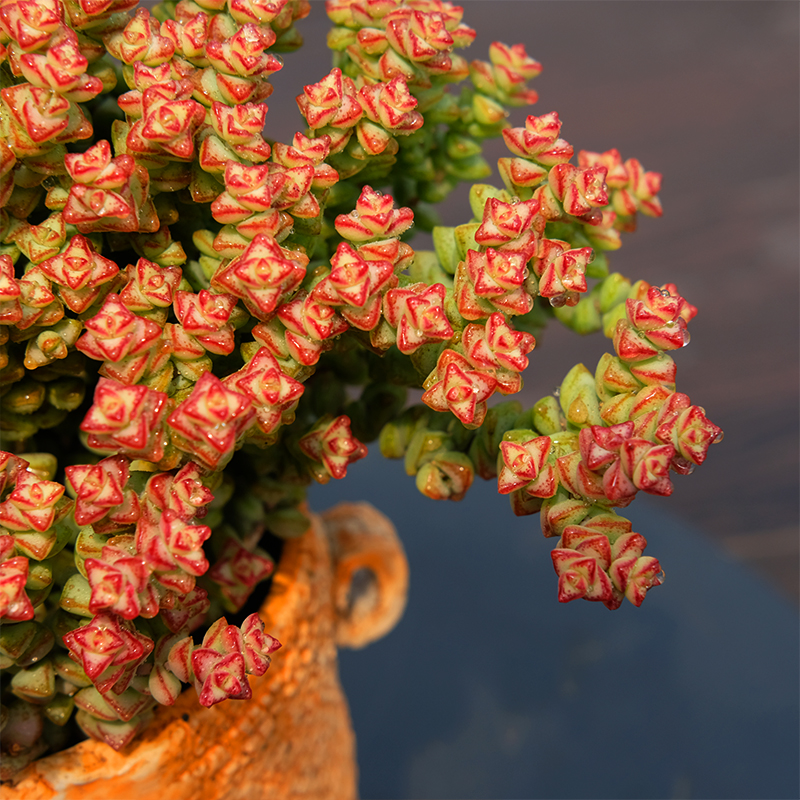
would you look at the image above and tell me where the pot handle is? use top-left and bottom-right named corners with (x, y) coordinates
top-left (322, 502), bottom-right (409, 649)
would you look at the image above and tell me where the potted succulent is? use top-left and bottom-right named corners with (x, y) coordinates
top-left (0, 0), bottom-right (722, 795)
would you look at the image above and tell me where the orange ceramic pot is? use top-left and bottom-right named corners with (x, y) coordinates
top-left (3, 502), bottom-right (408, 800)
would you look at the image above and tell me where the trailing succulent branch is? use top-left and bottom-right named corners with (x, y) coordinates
top-left (0, 0), bottom-right (721, 776)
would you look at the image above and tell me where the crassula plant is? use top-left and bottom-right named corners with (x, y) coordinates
top-left (0, 0), bottom-right (722, 778)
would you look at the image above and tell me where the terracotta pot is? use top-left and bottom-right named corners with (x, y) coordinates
top-left (3, 502), bottom-right (408, 800)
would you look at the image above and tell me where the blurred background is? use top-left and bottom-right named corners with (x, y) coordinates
top-left (273, 2), bottom-right (799, 797)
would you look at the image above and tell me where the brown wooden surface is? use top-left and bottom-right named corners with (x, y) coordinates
top-left (266, 1), bottom-right (800, 602)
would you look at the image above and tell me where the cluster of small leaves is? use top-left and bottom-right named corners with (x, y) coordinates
top-left (319, 0), bottom-right (542, 218)
top-left (0, 447), bottom-right (283, 775)
top-left (0, 0), bottom-right (722, 775)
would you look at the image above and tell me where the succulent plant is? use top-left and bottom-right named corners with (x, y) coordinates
top-left (0, 0), bottom-right (721, 778)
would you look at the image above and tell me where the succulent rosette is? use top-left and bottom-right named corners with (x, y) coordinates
top-left (0, 0), bottom-right (721, 777)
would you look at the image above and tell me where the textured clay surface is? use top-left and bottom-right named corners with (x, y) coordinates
top-left (4, 503), bottom-right (408, 800)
